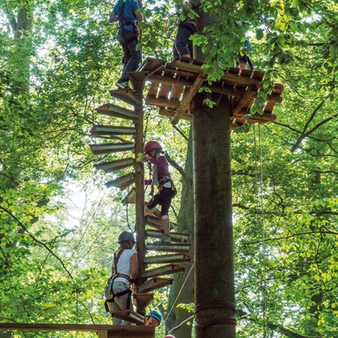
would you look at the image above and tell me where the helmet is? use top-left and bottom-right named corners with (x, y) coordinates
top-left (146, 309), bottom-right (162, 324)
top-left (144, 141), bottom-right (162, 154)
top-left (118, 231), bottom-right (135, 243)
top-left (165, 335), bottom-right (176, 338)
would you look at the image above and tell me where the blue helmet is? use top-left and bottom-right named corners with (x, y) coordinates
top-left (146, 309), bottom-right (162, 324)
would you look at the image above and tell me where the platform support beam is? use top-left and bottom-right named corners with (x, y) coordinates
top-left (192, 1), bottom-right (236, 337)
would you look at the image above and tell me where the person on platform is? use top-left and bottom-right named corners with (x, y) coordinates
top-left (173, 1), bottom-right (198, 60)
top-left (144, 141), bottom-right (176, 243)
top-left (105, 231), bottom-right (138, 325)
top-left (109, 0), bottom-right (143, 89)
top-left (144, 309), bottom-right (162, 327)
top-left (238, 37), bottom-right (253, 70)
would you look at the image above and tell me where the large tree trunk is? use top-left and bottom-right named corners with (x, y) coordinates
top-left (193, 94), bottom-right (235, 338)
top-left (167, 129), bottom-right (194, 338)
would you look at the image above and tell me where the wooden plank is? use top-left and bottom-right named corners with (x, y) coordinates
top-left (109, 89), bottom-right (142, 106)
top-left (172, 75), bottom-right (205, 125)
top-left (96, 103), bottom-right (138, 120)
top-left (145, 230), bottom-right (190, 243)
top-left (146, 243), bottom-right (191, 253)
top-left (142, 264), bottom-right (185, 278)
top-left (111, 310), bottom-right (144, 325)
top-left (122, 188), bottom-right (136, 205)
top-left (98, 331), bottom-right (108, 338)
top-left (144, 254), bottom-right (191, 265)
top-left (129, 71), bottom-right (147, 92)
top-left (90, 125), bottom-right (136, 137)
top-left (95, 158), bottom-right (134, 173)
top-left (133, 293), bottom-right (154, 315)
top-left (139, 57), bottom-right (166, 73)
top-left (146, 96), bottom-right (180, 110)
top-left (148, 74), bottom-right (194, 88)
top-left (0, 323), bottom-right (154, 335)
top-left (159, 108), bottom-right (193, 122)
top-left (138, 277), bottom-right (173, 293)
top-left (232, 89), bottom-right (256, 116)
top-left (106, 173), bottom-right (135, 190)
top-left (90, 143), bottom-right (134, 155)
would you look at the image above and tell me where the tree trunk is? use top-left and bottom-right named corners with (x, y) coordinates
top-left (167, 129), bottom-right (194, 338)
top-left (193, 94), bottom-right (235, 338)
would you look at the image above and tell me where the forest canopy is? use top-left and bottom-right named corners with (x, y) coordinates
top-left (0, 0), bottom-right (337, 337)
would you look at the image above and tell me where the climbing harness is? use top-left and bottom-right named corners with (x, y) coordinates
top-left (104, 249), bottom-right (133, 313)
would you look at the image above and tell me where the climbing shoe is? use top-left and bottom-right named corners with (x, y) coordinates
top-left (116, 79), bottom-right (130, 89)
top-left (161, 234), bottom-right (171, 243)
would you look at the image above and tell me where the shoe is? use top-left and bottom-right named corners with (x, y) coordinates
top-left (160, 234), bottom-right (171, 243)
top-left (116, 79), bottom-right (129, 89)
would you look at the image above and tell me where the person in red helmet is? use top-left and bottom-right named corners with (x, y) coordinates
top-left (164, 335), bottom-right (176, 338)
top-left (144, 141), bottom-right (176, 243)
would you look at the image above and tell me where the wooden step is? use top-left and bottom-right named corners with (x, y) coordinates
top-left (110, 89), bottom-right (142, 106)
top-left (144, 254), bottom-right (190, 265)
top-left (90, 125), bottom-right (136, 137)
top-left (96, 103), bottom-right (138, 120)
top-left (111, 310), bottom-right (144, 325)
top-left (129, 71), bottom-right (147, 92)
top-left (133, 293), bottom-right (154, 315)
top-left (145, 216), bottom-right (162, 229)
top-left (106, 173), bottom-right (135, 190)
top-left (145, 230), bottom-right (190, 243)
top-left (90, 142), bottom-right (134, 155)
top-left (138, 277), bottom-right (173, 293)
top-left (146, 242), bottom-right (191, 253)
top-left (122, 188), bottom-right (136, 205)
top-left (141, 264), bottom-right (185, 278)
top-left (95, 158), bottom-right (134, 173)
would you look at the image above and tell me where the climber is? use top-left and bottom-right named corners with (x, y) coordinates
top-left (173, 1), bottom-right (198, 60)
top-left (109, 0), bottom-right (143, 89)
top-left (238, 37), bottom-right (253, 70)
top-left (144, 141), bottom-right (176, 243)
top-left (144, 309), bottom-right (162, 327)
top-left (104, 231), bottom-right (138, 325)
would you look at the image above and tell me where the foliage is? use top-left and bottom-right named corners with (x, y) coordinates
top-left (0, 0), bottom-right (337, 338)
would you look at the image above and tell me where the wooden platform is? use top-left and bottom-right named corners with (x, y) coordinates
top-left (139, 57), bottom-right (283, 127)
top-left (0, 323), bottom-right (154, 338)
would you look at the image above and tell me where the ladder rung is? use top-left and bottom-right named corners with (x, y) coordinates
top-left (144, 254), bottom-right (190, 265)
top-left (146, 243), bottom-right (190, 253)
top-left (106, 173), bottom-right (135, 190)
top-left (90, 143), bottom-right (134, 155)
top-left (111, 310), bottom-right (144, 325)
top-left (90, 125), bottom-right (136, 137)
top-left (141, 264), bottom-right (185, 278)
top-left (95, 158), bottom-right (134, 173)
top-left (138, 277), bottom-right (173, 293)
top-left (109, 89), bottom-right (142, 106)
top-left (145, 230), bottom-right (190, 243)
top-left (96, 103), bottom-right (138, 120)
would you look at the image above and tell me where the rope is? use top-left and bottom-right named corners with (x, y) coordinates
top-left (164, 262), bottom-right (195, 323)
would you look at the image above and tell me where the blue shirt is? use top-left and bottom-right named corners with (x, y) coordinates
top-left (113, 0), bottom-right (140, 31)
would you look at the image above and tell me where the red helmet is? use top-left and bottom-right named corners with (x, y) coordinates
top-left (164, 335), bottom-right (176, 338)
top-left (144, 140), bottom-right (162, 154)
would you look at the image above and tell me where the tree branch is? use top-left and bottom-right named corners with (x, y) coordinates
top-left (165, 151), bottom-right (191, 185)
top-left (0, 205), bottom-right (73, 279)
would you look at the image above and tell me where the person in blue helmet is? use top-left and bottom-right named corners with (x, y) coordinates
top-left (109, 0), bottom-right (143, 89)
top-left (144, 309), bottom-right (162, 327)
top-left (238, 37), bottom-right (253, 70)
